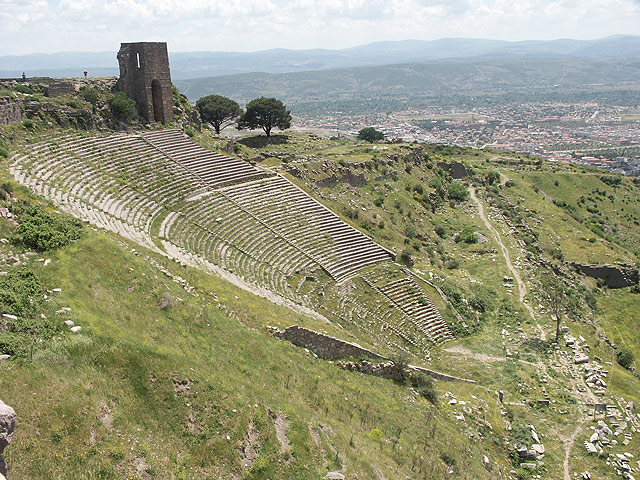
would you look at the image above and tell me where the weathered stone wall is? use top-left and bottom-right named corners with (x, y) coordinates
top-left (572, 263), bottom-right (639, 288)
top-left (272, 325), bottom-right (476, 383)
top-left (0, 399), bottom-right (15, 479)
top-left (337, 359), bottom-right (404, 380)
top-left (0, 98), bottom-right (21, 126)
top-left (44, 81), bottom-right (77, 97)
top-left (116, 42), bottom-right (174, 124)
top-left (316, 171), bottom-right (367, 188)
top-left (272, 325), bottom-right (386, 360)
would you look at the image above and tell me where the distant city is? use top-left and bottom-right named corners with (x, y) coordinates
top-left (294, 102), bottom-right (640, 175)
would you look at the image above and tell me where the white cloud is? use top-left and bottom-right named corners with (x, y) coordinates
top-left (0, 0), bottom-right (639, 54)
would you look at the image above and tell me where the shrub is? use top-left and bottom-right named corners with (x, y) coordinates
top-left (616, 348), bottom-right (634, 369)
top-left (448, 181), bottom-right (468, 201)
top-left (0, 145), bottom-right (8, 158)
top-left (14, 84), bottom-right (34, 95)
top-left (22, 119), bottom-right (34, 129)
top-left (445, 259), bottom-right (460, 269)
top-left (373, 197), bottom-right (384, 207)
top-left (9, 200), bottom-right (83, 251)
top-left (185, 128), bottom-right (195, 138)
top-left (66, 100), bottom-right (82, 109)
top-left (108, 92), bottom-right (137, 121)
top-left (410, 371), bottom-right (437, 404)
top-left (413, 183), bottom-right (424, 195)
top-left (399, 248), bottom-right (414, 267)
top-left (80, 86), bottom-right (100, 106)
top-left (456, 226), bottom-right (478, 244)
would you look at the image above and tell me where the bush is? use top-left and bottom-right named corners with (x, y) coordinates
top-left (108, 92), bottom-right (137, 121)
top-left (373, 197), bottom-right (384, 207)
top-left (616, 348), bottom-right (634, 369)
top-left (448, 181), bottom-right (468, 201)
top-left (22, 119), bottom-right (34, 129)
top-left (456, 226), bottom-right (478, 244)
top-left (14, 84), bottom-right (34, 94)
top-left (80, 86), bottom-right (100, 106)
top-left (0, 145), bottom-right (8, 158)
top-left (410, 371), bottom-right (437, 404)
top-left (185, 128), bottom-right (195, 138)
top-left (400, 248), bottom-right (414, 267)
top-left (10, 201), bottom-right (83, 251)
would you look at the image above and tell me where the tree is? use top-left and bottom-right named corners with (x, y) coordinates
top-left (538, 272), bottom-right (577, 341)
top-left (357, 127), bottom-right (384, 143)
top-left (237, 97), bottom-right (291, 138)
top-left (195, 95), bottom-right (241, 134)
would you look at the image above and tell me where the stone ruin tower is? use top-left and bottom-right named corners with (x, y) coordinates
top-left (116, 42), bottom-right (174, 124)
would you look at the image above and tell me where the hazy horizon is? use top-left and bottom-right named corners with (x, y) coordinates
top-left (2, 0), bottom-right (640, 55)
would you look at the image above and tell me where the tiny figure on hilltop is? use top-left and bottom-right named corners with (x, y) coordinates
top-left (84, 70), bottom-right (88, 79)
top-left (21, 72), bottom-right (26, 82)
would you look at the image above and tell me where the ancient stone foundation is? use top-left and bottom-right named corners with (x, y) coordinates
top-left (572, 263), bottom-right (639, 288)
top-left (0, 399), bottom-right (16, 479)
top-left (0, 98), bottom-right (21, 126)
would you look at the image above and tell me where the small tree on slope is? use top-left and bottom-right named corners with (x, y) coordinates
top-left (237, 97), bottom-right (291, 138)
top-left (196, 95), bottom-right (241, 134)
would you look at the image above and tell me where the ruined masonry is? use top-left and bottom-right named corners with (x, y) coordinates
top-left (9, 127), bottom-right (453, 351)
top-left (116, 42), bottom-right (174, 124)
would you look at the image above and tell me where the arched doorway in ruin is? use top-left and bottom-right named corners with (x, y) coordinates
top-left (151, 79), bottom-right (164, 122)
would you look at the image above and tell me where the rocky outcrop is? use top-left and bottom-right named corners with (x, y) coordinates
top-left (0, 399), bottom-right (16, 478)
top-left (437, 161), bottom-right (472, 179)
top-left (571, 263), bottom-right (639, 288)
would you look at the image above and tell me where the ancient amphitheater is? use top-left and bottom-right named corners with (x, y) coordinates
top-left (9, 129), bottom-right (453, 352)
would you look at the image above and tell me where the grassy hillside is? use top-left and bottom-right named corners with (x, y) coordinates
top-left (0, 175), bottom-right (512, 479)
top-left (1, 110), bottom-right (640, 480)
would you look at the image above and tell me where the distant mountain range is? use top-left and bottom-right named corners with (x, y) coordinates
top-left (1, 35), bottom-right (640, 80)
top-left (173, 57), bottom-right (640, 107)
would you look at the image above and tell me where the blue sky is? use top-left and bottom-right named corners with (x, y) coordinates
top-left (1, 0), bottom-right (640, 54)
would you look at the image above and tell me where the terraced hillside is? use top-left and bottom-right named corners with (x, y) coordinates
top-left (9, 129), bottom-right (452, 350)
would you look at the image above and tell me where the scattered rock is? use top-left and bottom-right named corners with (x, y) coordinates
top-left (0, 399), bottom-right (16, 478)
top-left (63, 320), bottom-right (75, 328)
top-left (70, 326), bottom-right (82, 333)
top-left (326, 473), bottom-right (345, 480)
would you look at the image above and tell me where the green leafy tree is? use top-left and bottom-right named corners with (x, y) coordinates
top-left (237, 97), bottom-right (291, 138)
top-left (195, 95), bottom-right (241, 134)
top-left (357, 127), bottom-right (384, 143)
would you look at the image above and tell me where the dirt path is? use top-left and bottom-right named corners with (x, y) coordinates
top-left (468, 187), bottom-right (602, 478)
top-left (469, 187), bottom-right (541, 333)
